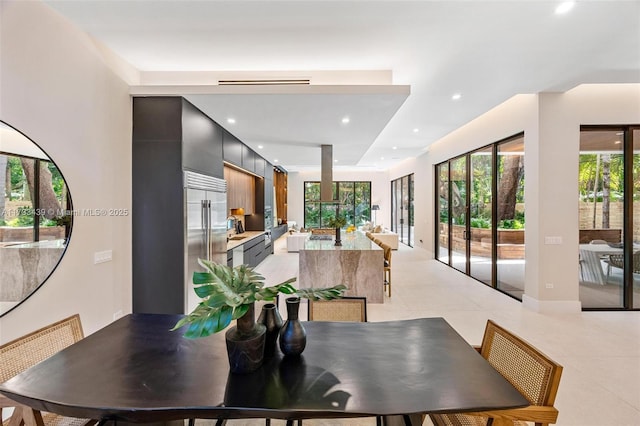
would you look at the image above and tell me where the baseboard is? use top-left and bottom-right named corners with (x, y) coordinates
top-left (522, 295), bottom-right (582, 313)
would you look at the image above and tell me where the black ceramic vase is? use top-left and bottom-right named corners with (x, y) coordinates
top-left (225, 303), bottom-right (266, 374)
top-left (334, 227), bottom-right (342, 246)
top-left (257, 303), bottom-right (284, 357)
top-left (278, 297), bottom-right (307, 356)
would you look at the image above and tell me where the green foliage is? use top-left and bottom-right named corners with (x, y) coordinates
top-left (470, 217), bottom-right (491, 229)
top-left (326, 212), bottom-right (347, 228)
top-left (498, 219), bottom-right (524, 229)
top-left (7, 206), bottom-right (35, 226)
top-left (172, 259), bottom-right (347, 339)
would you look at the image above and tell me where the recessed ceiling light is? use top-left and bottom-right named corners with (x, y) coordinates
top-left (227, 118), bottom-right (236, 124)
top-left (413, 128), bottom-right (419, 133)
top-left (555, 1), bottom-right (575, 14)
top-left (616, 132), bottom-right (624, 136)
top-left (258, 145), bottom-right (264, 149)
top-left (380, 157), bottom-right (385, 160)
top-left (392, 146), bottom-right (398, 150)
top-left (341, 117), bottom-right (350, 124)
top-left (452, 93), bottom-right (462, 101)
top-left (274, 159), bottom-right (279, 163)
top-left (334, 159), bottom-right (338, 163)
top-left (614, 140), bottom-right (622, 144)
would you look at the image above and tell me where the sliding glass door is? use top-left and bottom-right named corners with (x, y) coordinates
top-left (436, 164), bottom-right (449, 262)
top-left (469, 147), bottom-right (493, 285)
top-left (390, 174), bottom-right (414, 247)
top-left (579, 126), bottom-right (638, 310)
top-left (450, 156), bottom-right (467, 273)
top-left (435, 133), bottom-right (525, 301)
top-left (496, 136), bottom-right (525, 298)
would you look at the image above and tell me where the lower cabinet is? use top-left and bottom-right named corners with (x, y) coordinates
top-left (228, 234), bottom-right (271, 268)
top-left (243, 234), bottom-right (267, 268)
top-left (272, 224), bottom-right (288, 241)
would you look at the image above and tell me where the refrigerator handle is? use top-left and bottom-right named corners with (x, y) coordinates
top-left (201, 200), bottom-right (210, 261)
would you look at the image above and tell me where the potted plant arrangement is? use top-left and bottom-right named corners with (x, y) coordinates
top-left (173, 259), bottom-right (346, 373)
top-left (326, 213), bottom-right (347, 246)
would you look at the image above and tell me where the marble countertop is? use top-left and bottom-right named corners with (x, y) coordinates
top-left (302, 232), bottom-right (381, 251)
top-left (226, 231), bottom-right (265, 251)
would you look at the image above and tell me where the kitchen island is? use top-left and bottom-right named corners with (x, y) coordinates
top-left (299, 231), bottom-right (384, 303)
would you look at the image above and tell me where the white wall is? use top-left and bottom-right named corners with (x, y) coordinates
top-left (287, 169), bottom-right (390, 229)
top-left (394, 86), bottom-right (640, 312)
top-left (0, 0), bottom-right (133, 341)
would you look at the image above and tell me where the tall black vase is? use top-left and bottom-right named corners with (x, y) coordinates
top-left (278, 297), bottom-right (307, 356)
top-left (334, 227), bottom-right (342, 246)
top-left (225, 303), bottom-right (266, 374)
top-left (257, 303), bottom-right (284, 357)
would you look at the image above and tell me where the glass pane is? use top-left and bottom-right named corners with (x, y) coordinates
top-left (39, 161), bottom-right (69, 241)
top-left (496, 136), bottom-right (525, 299)
top-left (634, 128), bottom-right (640, 309)
top-left (2, 155), bottom-right (34, 243)
top-left (304, 182), bottom-right (320, 201)
top-left (450, 156), bottom-right (467, 273)
top-left (409, 174), bottom-right (414, 247)
top-left (320, 203), bottom-right (337, 228)
top-left (339, 182), bottom-right (355, 225)
top-left (437, 163), bottom-right (449, 263)
top-left (354, 182), bottom-right (370, 226)
top-left (304, 202), bottom-right (320, 228)
top-left (469, 147), bottom-right (492, 285)
top-left (578, 129), bottom-right (624, 308)
top-left (401, 176), bottom-right (409, 245)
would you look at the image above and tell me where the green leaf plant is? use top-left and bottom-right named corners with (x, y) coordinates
top-left (172, 258), bottom-right (347, 338)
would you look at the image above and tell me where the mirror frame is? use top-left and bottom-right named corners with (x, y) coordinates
top-left (0, 120), bottom-right (74, 317)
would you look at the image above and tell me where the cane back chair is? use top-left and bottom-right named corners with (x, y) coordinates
top-left (0, 314), bottom-right (96, 426)
top-left (429, 320), bottom-right (563, 426)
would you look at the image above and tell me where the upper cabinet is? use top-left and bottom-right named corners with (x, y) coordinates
top-left (254, 156), bottom-right (266, 177)
top-left (241, 144), bottom-right (256, 173)
top-left (223, 130), bottom-right (243, 168)
top-left (222, 130), bottom-right (270, 177)
top-left (182, 101), bottom-right (224, 178)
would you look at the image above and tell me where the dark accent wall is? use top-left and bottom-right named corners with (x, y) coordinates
top-left (132, 97), bottom-right (223, 314)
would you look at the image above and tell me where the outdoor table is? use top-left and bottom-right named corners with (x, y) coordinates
top-left (0, 314), bottom-right (528, 425)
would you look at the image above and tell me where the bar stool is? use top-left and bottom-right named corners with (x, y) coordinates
top-left (381, 243), bottom-right (392, 297)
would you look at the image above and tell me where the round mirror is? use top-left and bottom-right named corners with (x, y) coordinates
top-left (0, 121), bottom-right (73, 316)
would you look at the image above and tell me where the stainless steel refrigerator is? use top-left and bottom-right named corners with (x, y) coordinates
top-left (184, 171), bottom-right (227, 313)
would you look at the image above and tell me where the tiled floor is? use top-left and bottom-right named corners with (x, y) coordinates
top-left (222, 236), bottom-right (640, 426)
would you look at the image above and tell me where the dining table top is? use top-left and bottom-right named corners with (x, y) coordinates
top-left (0, 313), bottom-right (528, 423)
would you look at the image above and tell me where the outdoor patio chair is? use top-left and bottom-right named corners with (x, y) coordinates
top-left (606, 251), bottom-right (640, 278)
top-left (429, 320), bottom-right (563, 426)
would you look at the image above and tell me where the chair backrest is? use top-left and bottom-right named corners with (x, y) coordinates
top-left (308, 297), bottom-right (367, 322)
top-left (480, 320), bottom-right (562, 407)
top-left (0, 314), bottom-right (84, 383)
top-left (381, 243), bottom-right (392, 266)
top-left (608, 251), bottom-right (640, 273)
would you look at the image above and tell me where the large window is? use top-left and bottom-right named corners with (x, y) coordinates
top-left (578, 126), bottom-right (639, 310)
top-left (391, 174), bottom-right (414, 247)
top-left (435, 133), bottom-right (525, 300)
top-left (304, 181), bottom-right (371, 228)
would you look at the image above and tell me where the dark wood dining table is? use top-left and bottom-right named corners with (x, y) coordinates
top-left (0, 314), bottom-right (528, 425)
